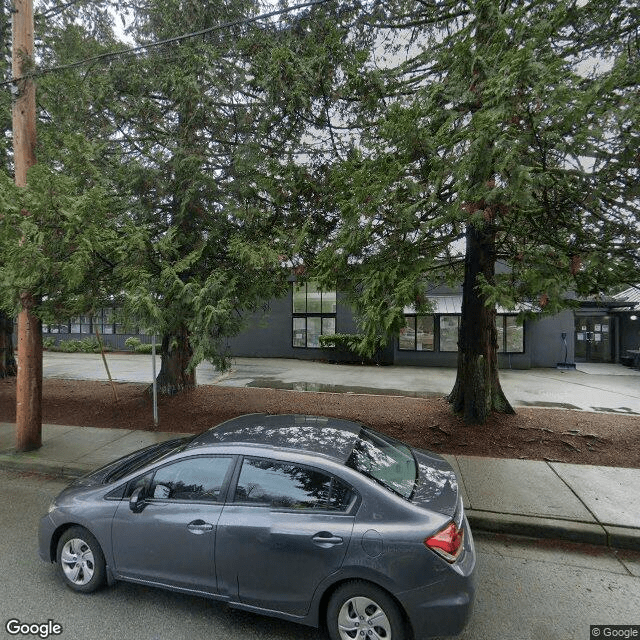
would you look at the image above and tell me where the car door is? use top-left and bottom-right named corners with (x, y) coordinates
top-left (111, 455), bottom-right (234, 594)
top-left (216, 457), bottom-right (356, 616)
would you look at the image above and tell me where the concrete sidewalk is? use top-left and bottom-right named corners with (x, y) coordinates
top-left (1, 421), bottom-right (639, 551)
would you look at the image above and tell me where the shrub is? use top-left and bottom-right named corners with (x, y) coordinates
top-left (125, 337), bottom-right (161, 354)
top-left (78, 337), bottom-right (101, 353)
top-left (134, 342), bottom-right (162, 354)
top-left (319, 333), bottom-right (386, 365)
top-left (125, 337), bottom-right (141, 350)
top-left (56, 340), bottom-right (81, 352)
top-left (47, 337), bottom-right (112, 353)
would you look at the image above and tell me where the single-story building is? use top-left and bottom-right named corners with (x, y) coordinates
top-left (37, 282), bottom-right (639, 369)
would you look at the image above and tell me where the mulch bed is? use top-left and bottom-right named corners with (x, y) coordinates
top-left (1, 377), bottom-right (639, 468)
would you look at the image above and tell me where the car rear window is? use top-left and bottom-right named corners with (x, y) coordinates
top-left (346, 428), bottom-right (417, 499)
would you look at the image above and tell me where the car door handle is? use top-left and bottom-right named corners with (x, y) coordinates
top-left (187, 519), bottom-right (214, 534)
top-left (312, 532), bottom-right (343, 547)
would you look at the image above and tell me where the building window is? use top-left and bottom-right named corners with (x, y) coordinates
top-left (92, 309), bottom-right (115, 335)
top-left (497, 315), bottom-right (524, 353)
top-left (71, 316), bottom-right (92, 334)
top-left (439, 315), bottom-right (459, 352)
top-left (401, 314), bottom-right (524, 353)
top-left (399, 315), bottom-right (435, 351)
top-left (48, 322), bottom-right (69, 334)
top-left (292, 282), bottom-right (336, 348)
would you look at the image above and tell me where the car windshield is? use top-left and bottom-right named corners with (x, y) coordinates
top-left (105, 437), bottom-right (191, 483)
top-left (345, 428), bottom-right (418, 499)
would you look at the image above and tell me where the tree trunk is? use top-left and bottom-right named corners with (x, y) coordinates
top-left (15, 296), bottom-right (43, 450)
top-left (155, 326), bottom-right (196, 395)
top-left (0, 312), bottom-right (17, 378)
top-left (447, 221), bottom-right (515, 424)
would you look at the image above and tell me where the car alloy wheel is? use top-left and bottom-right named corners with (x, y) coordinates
top-left (56, 526), bottom-right (106, 593)
top-left (327, 581), bottom-right (406, 640)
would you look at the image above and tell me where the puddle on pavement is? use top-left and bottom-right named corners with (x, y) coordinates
top-left (245, 377), bottom-right (440, 398)
top-left (519, 401), bottom-right (584, 411)
top-left (520, 400), bottom-right (640, 415)
top-left (591, 406), bottom-right (640, 415)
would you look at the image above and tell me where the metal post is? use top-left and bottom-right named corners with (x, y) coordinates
top-left (152, 337), bottom-right (158, 427)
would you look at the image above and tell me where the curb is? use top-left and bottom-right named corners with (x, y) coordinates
top-left (467, 510), bottom-right (640, 551)
top-left (0, 455), bottom-right (87, 480)
top-left (604, 525), bottom-right (640, 552)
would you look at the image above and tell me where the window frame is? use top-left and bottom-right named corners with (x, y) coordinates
top-left (107, 454), bottom-right (238, 505)
top-left (398, 314), bottom-right (435, 352)
top-left (399, 313), bottom-right (525, 354)
top-left (438, 315), bottom-right (460, 352)
top-left (292, 282), bottom-right (337, 349)
top-left (497, 314), bottom-right (525, 354)
top-left (230, 455), bottom-right (359, 514)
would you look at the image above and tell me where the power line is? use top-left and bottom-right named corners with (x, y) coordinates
top-left (2, 0), bottom-right (333, 87)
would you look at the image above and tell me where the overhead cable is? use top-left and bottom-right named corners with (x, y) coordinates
top-left (2, 0), bottom-right (333, 87)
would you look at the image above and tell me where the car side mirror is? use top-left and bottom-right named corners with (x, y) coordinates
top-left (129, 486), bottom-right (147, 513)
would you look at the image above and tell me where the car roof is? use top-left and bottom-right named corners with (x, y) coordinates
top-left (186, 413), bottom-right (364, 463)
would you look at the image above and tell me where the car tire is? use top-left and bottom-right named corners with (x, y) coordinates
top-left (326, 581), bottom-right (408, 640)
top-left (56, 526), bottom-right (106, 593)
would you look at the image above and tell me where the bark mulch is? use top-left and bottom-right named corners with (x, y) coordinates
top-left (1, 377), bottom-right (639, 468)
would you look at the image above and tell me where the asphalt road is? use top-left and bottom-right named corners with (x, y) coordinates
top-left (1, 469), bottom-right (639, 640)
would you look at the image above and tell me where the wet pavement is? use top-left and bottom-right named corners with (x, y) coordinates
top-left (41, 352), bottom-right (640, 414)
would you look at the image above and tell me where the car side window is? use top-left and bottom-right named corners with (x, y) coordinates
top-left (148, 456), bottom-right (233, 502)
top-left (123, 471), bottom-right (154, 499)
top-left (329, 477), bottom-right (356, 511)
top-left (234, 457), bottom-right (355, 512)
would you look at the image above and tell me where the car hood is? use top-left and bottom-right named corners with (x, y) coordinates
top-left (409, 450), bottom-right (460, 517)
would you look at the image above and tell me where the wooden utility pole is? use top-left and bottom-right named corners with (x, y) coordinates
top-left (12, 0), bottom-right (42, 451)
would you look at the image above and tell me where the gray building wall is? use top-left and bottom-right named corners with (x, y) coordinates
top-left (526, 310), bottom-right (576, 367)
top-left (227, 288), bottom-right (569, 370)
top-left (225, 291), bottom-right (373, 363)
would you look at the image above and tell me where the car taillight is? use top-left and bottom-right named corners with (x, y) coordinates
top-left (424, 522), bottom-right (464, 563)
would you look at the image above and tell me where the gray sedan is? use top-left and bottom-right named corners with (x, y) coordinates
top-left (39, 414), bottom-right (476, 640)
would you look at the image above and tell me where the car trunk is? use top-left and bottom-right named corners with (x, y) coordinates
top-left (409, 450), bottom-right (460, 518)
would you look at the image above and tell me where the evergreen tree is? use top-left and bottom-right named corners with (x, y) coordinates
top-left (103, 0), bottom-right (356, 393)
top-left (305, 0), bottom-right (639, 422)
top-left (2, 0), bottom-right (358, 397)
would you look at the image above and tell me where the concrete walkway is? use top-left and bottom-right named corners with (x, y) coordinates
top-left (42, 352), bottom-right (640, 414)
top-left (1, 421), bottom-right (639, 551)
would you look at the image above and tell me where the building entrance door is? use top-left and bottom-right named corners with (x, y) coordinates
top-left (574, 316), bottom-right (612, 362)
